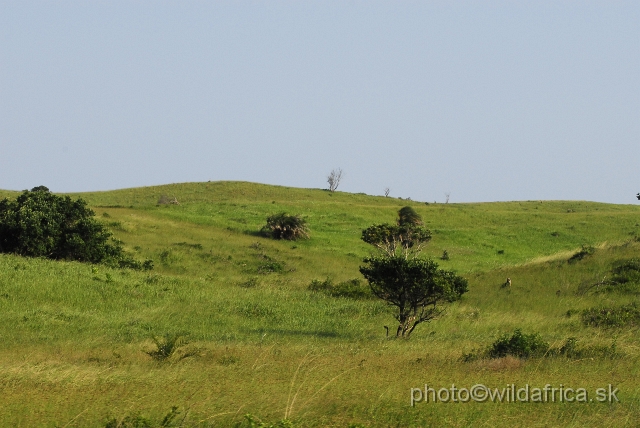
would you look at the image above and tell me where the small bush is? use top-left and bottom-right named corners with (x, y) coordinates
top-left (219, 355), bottom-right (240, 366)
top-left (239, 277), bottom-right (259, 288)
top-left (157, 195), bottom-right (179, 205)
top-left (461, 349), bottom-right (483, 362)
top-left (173, 242), bottom-right (203, 250)
top-left (578, 258), bottom-right (640, 295)
top-left (104, 414), bottom-right (153, 428)
top-left (610, 258), bottom-right (640, 285)
top-left (261, 213), bottom-right (309, 241)
top-left (565, 309), bottom-right (580, 317)
top-left (397, 206), bottom-right (423, 227)
top-left (309, 278), bottom-right (371, 299)
top-left (242, 414), bottom-right (294, 428)
top-left (568, 245), bottom-right (595, 263)
top-left (308, 278), bottom-right (332, 293)
top-left (463, 335), bottom-right (619, 362)
top-left (257, 260), bottom-right (285, 274)
top-left (145, 334), bottom-right (191, 362)
top-left (582, 303), bottom-right (640, 328)
top-left (104, 406), bottom-right (180, 428)
top-left (488, 329), bottom-right (549, 359)
top-left (552, 337), bottom-right (619, 359)
top-left (238, 302), bottom-right (278, 319)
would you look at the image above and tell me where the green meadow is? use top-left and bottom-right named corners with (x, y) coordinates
top-left (1, 181), bottom-right (639, 427)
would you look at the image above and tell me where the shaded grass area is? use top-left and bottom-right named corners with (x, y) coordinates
top-left (0, 182), bottom-right (640, 426)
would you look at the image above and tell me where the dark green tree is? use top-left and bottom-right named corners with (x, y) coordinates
top-left (359, 207), bottom-right (467, 337)
top-left (0, 186), bottom-right (150, 268)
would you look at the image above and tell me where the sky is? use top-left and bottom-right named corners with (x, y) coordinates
top-left (1, 1), bottom-right (638, 204)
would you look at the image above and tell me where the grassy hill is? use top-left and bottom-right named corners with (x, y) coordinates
top-left (1, 182), bottom-right (639, 427)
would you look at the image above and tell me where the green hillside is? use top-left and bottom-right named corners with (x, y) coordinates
top-left (1, 182), bottom-right (639, 427)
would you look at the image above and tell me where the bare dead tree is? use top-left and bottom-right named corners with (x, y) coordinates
top-left (384, 187), bottom-right (390, 197)
top-left (444, 192), bottom-right (450, 204)
top-left (327, 168), bottom-right (343, 192)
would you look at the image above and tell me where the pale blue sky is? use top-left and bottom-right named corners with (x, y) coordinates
top-left (1, 1), bottom-right (638, 203)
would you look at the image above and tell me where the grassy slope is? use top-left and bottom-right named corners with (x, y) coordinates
top-left (1, 181), bottom-right (639, 427)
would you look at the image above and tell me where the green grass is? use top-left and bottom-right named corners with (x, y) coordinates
top-left (1, 181), bottom-right (639, 427)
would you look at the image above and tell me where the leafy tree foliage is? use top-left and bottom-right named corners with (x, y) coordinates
top-left (261, 212), bottom-right (309, 241)
top-left (359, 206), bottom-right (467, 337)
top-left (0, 186), bottom-right (150, 269)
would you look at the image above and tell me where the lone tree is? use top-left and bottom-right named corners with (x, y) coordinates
top-left (0, 186), bottom-right (151, 269)
top-left (359, 206), bottom-right (467, 337)
top-left (327, 168), bottom-right (343, 192)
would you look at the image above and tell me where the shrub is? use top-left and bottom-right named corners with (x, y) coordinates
top-left (552, 337), bottom-right (619, 359)
top-left (157, 195), bottom-right (179, 205)
top-left (239, 277), bottom-right (259, 288)
top-left (104, 414), bottom-right (153, 428)
top-left (397, 206), bottom-right (423, 227)
top-left (578, 258), bottom-right (640, 295)
top-left (610, 258), bottom-right (640, 285)
top-left (242, 414), bottom-right (294, 428)
top-left (261, 213), bottom-right (309, 240)
top-left (104, 406), bottom-right (180, 428)
top-left (257, 261), bottom-right (285, 273)
top-left (463, 334), bottom-right (618, 362)
top-left (0, 187), bottom-right (151, 269)
top-left (568, 245), bottom-right (595, 263)
top-left (488, 329), bottom-right (549, 359)
top-left (145, 334), bottom-right (196, 362)
top-left (582, 303), bottom-right (640, 328)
